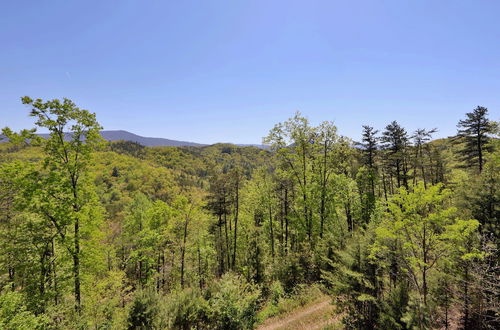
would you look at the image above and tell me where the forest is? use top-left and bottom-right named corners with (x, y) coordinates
top-left (0, 97), bottom-right (498, 329)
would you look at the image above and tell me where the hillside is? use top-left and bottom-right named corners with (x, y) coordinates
top-left (55, 130), bottom-right (206, 147)
top-left (1, 129), bottom-right (271, 148)
top-left (0, 108), bottom-right (498, 330)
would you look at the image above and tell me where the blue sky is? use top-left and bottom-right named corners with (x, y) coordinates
top-left (1, 0), bottom-right (499, 144)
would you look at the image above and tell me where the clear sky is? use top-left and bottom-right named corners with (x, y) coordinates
top-left (1, 0), bottom-right (499, 144)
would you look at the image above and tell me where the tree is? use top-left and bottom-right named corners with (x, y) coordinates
top-left (356, 166), bottom-right (378, 225)
top-left (360, 125), bottom-right (379, 170)
top-left (380, 121), bottom-right (410, 189)
top-left (372, 183), bottom-right (480, 328)
top-left (0, 127), bottom-right (42, 152)
top-left (19, 97), bottom-right (103, 312)
top-left (456, 106), bottom-right (495, 172)
top-left (171, 193), bottom-right (205, 289)
top-left (206, 171), bottom-right (232, 275)
top-left (457, 144), bottom-right (500, 244)
top-left (358, 125), bottom-right (379, 223)
top-left (2, 104), bottom-right (498, 328)
top-left (313, 121), bottom-right (341, 238)
top-left (323, 229), bottom-right (381, 329)
top-left (228, 167), bottom-right (243, 270)
top-left (122, 193), bottom-right (157, 285)
top-left (264, 112), bottom-right (316, 247)
top-left (411, 128), bottom-right (437, 188)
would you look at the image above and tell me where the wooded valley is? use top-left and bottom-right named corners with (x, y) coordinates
top-left (0, 97), bottom-right (498, 329)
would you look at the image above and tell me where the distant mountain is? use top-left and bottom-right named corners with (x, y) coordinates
top-left (97, 130), bottom-right (206, 147)
top-left (1, 130), bottom-right (270, 148)
top-left (0, 130), bottom-right (205, 147)
top-left (236, 143), bottom-right (270, 149)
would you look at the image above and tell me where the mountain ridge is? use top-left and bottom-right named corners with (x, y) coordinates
top-left (1, 130), bottom-right (268, 148)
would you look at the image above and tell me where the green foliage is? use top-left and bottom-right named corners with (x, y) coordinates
top-left (323, 229), bottom-right (380, 329)
top-left (380, 120), bottom-right (410, 188)
top-left (256, 284), bottom-right (324, 324)
top-left (127, 287), bottom-right (161, 329)
top-left (1, 105), bottom-right (497, 329)
top-left (0, 291), bottom-right (48, 330)
top-left (163, 288), bottom-right (208, 329)
top-left (109, 140), bottom-right (146, 159)
top-left (378, 281), bottom-right (410, 330)
top-left (269, 280), bottom-right (285, 305)
top-left (82, 270), bottom-right (127, 329)
top-left (271, 253), bottom-right (307, 293)
top-left (456, 106), bottom-right (496, 171)
top-left (356, 165), bottom-right (378, 225)
top-left (206, 273), bottom-right (261, 329)
top-left (372, 183), bottom-right (479, 303)
top-left (455, 140), bottom-right (500, 245)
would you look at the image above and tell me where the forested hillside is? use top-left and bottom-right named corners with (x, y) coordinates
top-left (0, 97), bottom-right (498, 329)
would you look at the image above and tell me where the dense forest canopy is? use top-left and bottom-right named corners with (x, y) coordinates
top-left (0, 98), bottom-right (498, 329)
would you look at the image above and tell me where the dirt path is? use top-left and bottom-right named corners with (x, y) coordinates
top-left (258, 297), bottom-right (342, 330)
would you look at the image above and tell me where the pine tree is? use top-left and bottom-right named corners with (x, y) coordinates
top-left (411, 128), bottom-right (436, 187)
top-left (456, 106), bottom-right (494, 172)
top-left (357, 126), bottom-right (379, 223)
top-left (360, 125), bottom-right (379, 170)
top-left (380, 121), bottom-right (410, 189)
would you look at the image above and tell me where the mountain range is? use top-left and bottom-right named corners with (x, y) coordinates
top-left (1, 130), bottom-right (267, 148)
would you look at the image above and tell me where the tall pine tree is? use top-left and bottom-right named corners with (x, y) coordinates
top-left (456, 106), bottom-right (494, 172)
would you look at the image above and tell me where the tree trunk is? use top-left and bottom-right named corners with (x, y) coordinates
top-left (8, 265), bottom-right (15, 291)
top-left (382, 172), bottom-right (388, 203)
top-left (161, 251), bottom-right (166, 291)
top-left (345, 201), bottom-right (353, 232)
top-left (217, 214), bottom-right (224, 276)
top-left (396, 159), bottom-right (401, 188)
top-left (197, 245), bottom-right (203, 290)
top-left (73, 218), bottom-right (81, 313)
top-left (232, 179), bottom-right (239, 269)
top-left (320, 142), bottom-right (328, 238)
top-left (302, 143), bottom-right (311, 244)
top-left (284, 186), bottom-right (289, 255)
top-left (279, 187), bottom-right (284, 255)
top-left (422, 223), bottom-right (428, 306)
top-left (477, 133), bottom-right (483, 172)
top-left (50, 238), bottom-right (58, 304)
top-left (223, 212), bottom-right (231, 270)
top-left (156, 253), bottom-right (161, 292)
top-left (180, 215), bottom-right (188, 289)
top-left (269, 203), bottom-right (275, 259)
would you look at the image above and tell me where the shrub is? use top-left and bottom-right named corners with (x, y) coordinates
top-left (269, 281), bottom-right (285, 305)
top-left (127, 287), bottom-right (161, 329)
top-left (271, 254), bottom-right (305, 293)
top-left (206, 273), bottom-right (261, 329)
top-left (164, 288), bottom-right (208, 329)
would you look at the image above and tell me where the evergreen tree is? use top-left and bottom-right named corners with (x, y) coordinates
top-left (358, 125), bottom-right (379, 222)
top-left (411, 128), bottom-right (436, 187)
top-left (1, 106), bottom-right (498, 328)
top-left (380, 121), bottom-right (410, 189)
top-left (456, 106), bottom-right (495, 172)
top-left (360, 125), bottom-right (379, 170)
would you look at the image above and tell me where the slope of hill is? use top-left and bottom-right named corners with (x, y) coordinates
top-left (1, 130), bottom-right (271, 148)
top-left (68, 130), bottom-right (207, 147)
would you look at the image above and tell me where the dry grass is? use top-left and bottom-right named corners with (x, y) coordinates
top-left (257, 296), bottom-right (343, 330)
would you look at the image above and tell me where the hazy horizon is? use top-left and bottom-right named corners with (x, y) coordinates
top-left (1, 0), bottom-right (499, 144)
